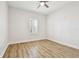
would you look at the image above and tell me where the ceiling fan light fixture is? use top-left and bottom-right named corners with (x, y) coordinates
top-left (40, 2), bottom-right (45, 6)
top-left (37, 1), bottom-right (49, 8)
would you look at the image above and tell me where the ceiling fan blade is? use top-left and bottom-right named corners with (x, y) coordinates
top-left (37, 4), bottom-right (40, 8)
top-left (45, 4), bottom-right (49, 8)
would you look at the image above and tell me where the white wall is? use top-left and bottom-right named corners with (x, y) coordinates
top-left (47, 2), bottom-right (79, 49)
top-left (9, 7), bottom-right (47, 44)
top-left (0, 2), bottom-right (8, 57)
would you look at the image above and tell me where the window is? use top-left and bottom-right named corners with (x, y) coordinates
top-left (29, 18), bottom-right (38, 34)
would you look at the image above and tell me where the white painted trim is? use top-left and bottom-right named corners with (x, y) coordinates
top-left (8, 39), bottom-right (46, 45)
top-left (1, 38), bottom-right (78, 58)
top-left (48, 38), bottom-right (79, 49)
top-left (0, 43), bottom-right (9, 58)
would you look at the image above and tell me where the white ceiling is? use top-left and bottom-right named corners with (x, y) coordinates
top-left (8, 1), bottom-right (71, 15)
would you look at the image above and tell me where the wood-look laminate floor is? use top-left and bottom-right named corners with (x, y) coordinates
top-left (3, 39), bottom-right (79, 58)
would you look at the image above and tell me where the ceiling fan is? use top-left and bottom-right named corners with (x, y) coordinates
top-left (37, 1), bottom-right (49, 8)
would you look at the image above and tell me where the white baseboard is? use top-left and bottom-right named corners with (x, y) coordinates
top-left (1, 38), bottom-right (78, 58)
top-left (8, 38), bottom-right (47, 45)
top-left (48, 38), bottom-right (79, 49)
top-left (0, 43), bottom-right (9, 58)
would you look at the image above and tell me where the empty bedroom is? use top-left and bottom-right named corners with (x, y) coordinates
top-left (0, 0), bottom-right (79, 58)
